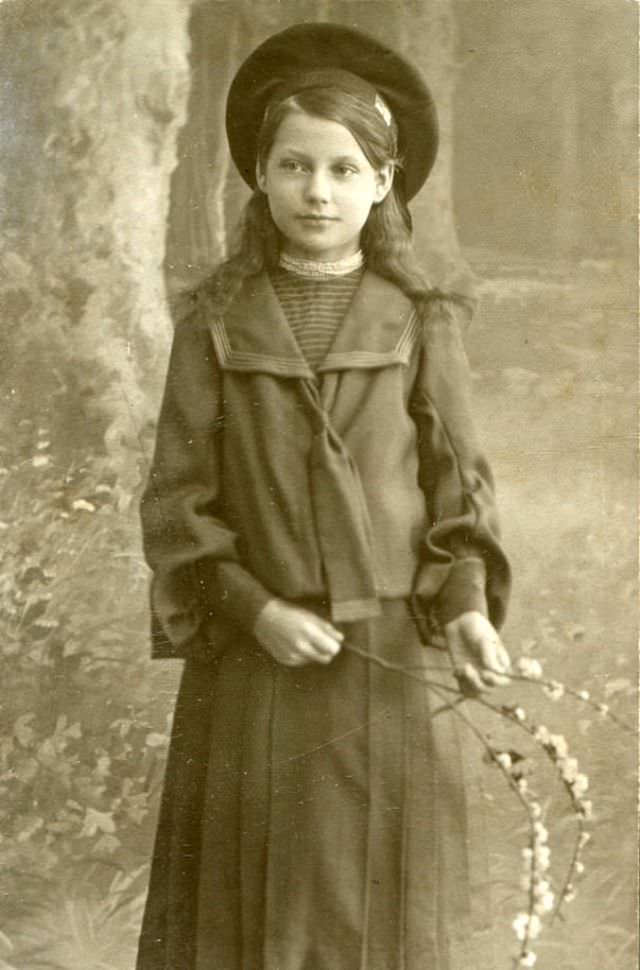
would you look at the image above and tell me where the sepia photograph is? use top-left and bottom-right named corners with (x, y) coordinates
top-left (0, 2), bottom-right (637, 969)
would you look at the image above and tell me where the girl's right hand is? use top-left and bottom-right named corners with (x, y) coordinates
top-left (253, 599), bottom-right (344, 667)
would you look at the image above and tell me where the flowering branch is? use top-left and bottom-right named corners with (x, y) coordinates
top-left (342, 639), bottom-right (626, 969)
top-left (511, 657), bottom-right (634, 733)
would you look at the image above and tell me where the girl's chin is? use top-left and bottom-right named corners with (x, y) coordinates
top-left (277, 225), bottom-right (362, 263)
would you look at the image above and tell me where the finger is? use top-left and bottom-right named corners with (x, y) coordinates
top-left (278, 652), bottom-right (307, 667)
top-left (495, 643), bottom-right (512, 673)
top-left (297, 609), bottom-right (344, 643)
top-left (480, 668), bottom-right (511, 688)
top-left (461, 661), bottom-right (486, 693)
top-left (319, 619), bottom-right (344, 641)
top-left (305, 624), bottom-right (343, 657)
top-left (308, 641), bottom-right (342, 665)
top-left (311, 648), bottom-right (339, 665)
top-left (284, 642), bottom-right (335, 667)
top-left (481, 638), bottom-right (509, 674)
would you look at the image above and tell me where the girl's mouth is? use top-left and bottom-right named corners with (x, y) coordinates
top-left (298, 215), bottom-right (338, 223)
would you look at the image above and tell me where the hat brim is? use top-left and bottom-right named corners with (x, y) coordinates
top-left (226, 23), bottom-right (438, 202)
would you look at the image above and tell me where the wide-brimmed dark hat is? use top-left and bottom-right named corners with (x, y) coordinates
top-left (226, 23), bottom-right (438, 202)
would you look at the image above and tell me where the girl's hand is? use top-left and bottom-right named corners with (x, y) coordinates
top-left (444, 610), bottom-right (511, 694)
top-left (253, 599), bottom-right (344, 667)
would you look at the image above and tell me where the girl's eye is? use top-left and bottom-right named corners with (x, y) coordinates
top-left (334, 165), bottom-right (358, 178)
top-left (280, 159), bottom-right (306, 173)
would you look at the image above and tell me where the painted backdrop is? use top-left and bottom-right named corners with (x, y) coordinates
top-left (0, 2), bottom-right (636, 968)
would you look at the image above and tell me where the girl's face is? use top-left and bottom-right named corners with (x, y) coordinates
top-left (256, 110), bottom-right (393, 261)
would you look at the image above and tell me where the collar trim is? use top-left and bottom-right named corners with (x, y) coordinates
top-left (210, 318), bottom-right (314, 379)
top-left (209, 270), bottom-right (419, 377)
top-left (279, 250), bottom-right (365, 278)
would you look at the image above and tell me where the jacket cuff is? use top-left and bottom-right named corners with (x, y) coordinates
top-left (212, 561), bottom-right (273, 633)
top-left (435, 557), bottom-right (488, 626)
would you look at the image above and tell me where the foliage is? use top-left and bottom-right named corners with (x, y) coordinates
top-left (0, 865), bottom-right (147, 970)
top-left (0, 424), bottom-right (174, 948)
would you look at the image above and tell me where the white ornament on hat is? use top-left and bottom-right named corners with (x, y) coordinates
top-left (374, 94), bottom-right (392, 127)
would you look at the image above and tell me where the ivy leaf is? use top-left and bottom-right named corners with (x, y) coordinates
top-left (92, 833), bottom-right (121, 855)
top-left (15, 814), bottom-right (44, 843)
top-left (79, 808), bottom-right (116, 838)
top-left (13, 714), bottom-right (37, 748)
top-left (145, 732), bottom-right (169, 749)
top-left (14, 757), bottom-right (39, 784)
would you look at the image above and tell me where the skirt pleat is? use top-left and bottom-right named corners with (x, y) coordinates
top-left (137, 600), bottom-right (495, 970)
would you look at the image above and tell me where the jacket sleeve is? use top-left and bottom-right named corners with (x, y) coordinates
top-left (408, 298), bottom-right (511, 636)
top-left (140, 301), bottom-right (272, 660)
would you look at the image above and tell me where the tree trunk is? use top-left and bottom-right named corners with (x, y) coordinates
top-left (165, 0), bottom-right (470, 293)
top-left (0, 0), bottom-right (191, 493)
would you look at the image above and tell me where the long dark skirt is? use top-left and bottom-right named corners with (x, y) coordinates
top-left (136, 600), bottom-right (495, 970)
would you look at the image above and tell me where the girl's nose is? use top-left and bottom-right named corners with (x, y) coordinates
top-left (304, 170), bottom-right (331, 204)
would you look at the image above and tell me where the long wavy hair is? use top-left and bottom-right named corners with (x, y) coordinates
top-left (198, 86), bottom-right (463, 319)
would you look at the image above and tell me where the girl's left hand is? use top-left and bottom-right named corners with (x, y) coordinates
top-left (444, 611), bottom-right (511, 694)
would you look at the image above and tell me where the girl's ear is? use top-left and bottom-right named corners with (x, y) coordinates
top-left (374, 164), bottom-right (394, 204)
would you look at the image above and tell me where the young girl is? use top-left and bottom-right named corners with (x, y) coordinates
top-left (137, 22), bottom-right (511, 970)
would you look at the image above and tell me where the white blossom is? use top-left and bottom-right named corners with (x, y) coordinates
top-left (543, 680), bottom-right (565, 701)
top-left (533, 725), bottom-right (550, 745)
top-left (512, 913), bottom-right (541, 942)
top-left (571, 773), bottom-right (589, 798)
top-left (534, 844), bottom-right (551, 870)
top-left (533, 878), bottom-right (551, 896)
top-left (533, 889), bottom-right (555, 914)
top-left (512, 912), bottom-right (529, 941)
top-left (560, 756), bottom-right (579, 783)
top-left (548, 733), bottom-right (568, 758)
top-left (517, 657), bottom-right (544, 679)
top-left (533, 821), bottom-right (549, 843)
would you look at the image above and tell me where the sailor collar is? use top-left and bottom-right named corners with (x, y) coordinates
top-left (209, 269), bottom-right (420, 378)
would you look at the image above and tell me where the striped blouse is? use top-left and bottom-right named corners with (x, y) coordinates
top-left (270, 266), bottom-right (364, 371)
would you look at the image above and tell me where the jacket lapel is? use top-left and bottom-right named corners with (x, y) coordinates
top-left (209, 272), bottom-right (313, 378)
top-left (319, 272), bottom-right (419, 372)
top-left (209, 269), bottom-right (418, 377)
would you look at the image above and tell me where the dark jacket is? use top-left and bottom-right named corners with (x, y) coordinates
top-left (140, 270), bottom-right (510, 660)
